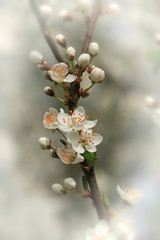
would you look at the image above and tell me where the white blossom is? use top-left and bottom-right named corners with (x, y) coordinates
top-left (57, 106), bottom-right (97, 132)
top-left (59, 10), bottom-right (73, 21)
top-left (105, 3), bottom-right (121, 15)
top-left (30, 50), bottom-right (44, 64)
top-left (52, 183), bottom-right (66, 195)
top-left (67, 129), bottom-right (103, 154)
top-left (39, 137), bottom-right (51, 149)
top-left (116, 221), bottom-right (136, 240)
top-left (49, 63), bottom-right (76, 83)
top-left (90, 67), bottom-right (105, 83)
top-left (43, 107), bottom-right (59, 129)
top-left (64, 177), bottom-right (77, 190)
top-left (57, 144), bottom-right (84, 164)
top-left (88, 42), bottom-right (99, 57)
top-left (78, 54), bottom-right (91, 69)
top-left (117, 185), bottom-right (142, 205)
top-left (39, 5), bottom-right (52, 19)
top-left (145, 96), bottom-right (157, 108)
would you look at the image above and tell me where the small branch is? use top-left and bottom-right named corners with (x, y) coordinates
top-left (81, 159), bottom-right (108, 220)
top-left (30, 0), bottom-right (66, 63)
top-left (82, 0), bottom-right (102, 53)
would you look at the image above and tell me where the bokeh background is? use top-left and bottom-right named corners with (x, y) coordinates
top-left (1, 0), bottom-right (160, 239)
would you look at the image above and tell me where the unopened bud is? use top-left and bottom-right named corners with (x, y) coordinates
top-left (88, 42), bottom-right (99, 57)
top-left (30, 50), bottom-right (44, 64)
top-left (44, 86), bottom-right (55, 96)
top-left (39, 137), bottom-right (51, 149)
top-left (38, 61), bottom-right (51, 70)
top-left (64, 178), bottom-right (77, 190)
top-left (66, 47), bottom-right (76, 60)
top-left (52, 183), bottom-right (67, 195)
top-left (55, 34), bottom-right (67, 48)
top-left (145, 96), bottom-right (157, 108)
top-left (59, 10), bottom-right (73, 21)
top-left (78, 53), bottom-right (91, 69)
top-left (39, 5), bottom-right (52, 19)
top-left (50, 149), bottom-right (59, 158)
top-left (76, 0), bottom-right (92, 12)
top-left (104, 3), bottom-right (121, 15)
top-left (90, 67), bottom-right (105, 83)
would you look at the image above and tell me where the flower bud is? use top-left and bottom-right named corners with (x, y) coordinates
top-left (87, 65), bottom-right (95, 73)
top-left (30, 50), bottom-right (44, 64)
top-left (44, 86), bottom-right (55, 96)
top-left (78, 53), bottom-right (91, 69)
top-left (90, 67), bottom-right (105, 83)
top-left (66, 47), bottom-right (76, 60)
top-left (145, 96), bottom-right (157, 108)
top-left (59, 10), bottom-right (73, 21)
top-left (104, 3), bottom-right (121, 15)
top-left (52, 183), bottom-right (67, 195)
top-left (88, 42), bottom-right (99, 57)
top-left (39, 137), bottom-right (51, 149)
top-left (76, 0), bottom-right (91, 12)
top-left (39, 5), bottom-right (52, 19)
top-left (55, 34), bottom-right (67, 48)
top-left (43, 71), bottom-right (52, 81)
top-left (64, 178), bottom-right (77, 190)
top-left (50, 149), bottom-right (59, 158)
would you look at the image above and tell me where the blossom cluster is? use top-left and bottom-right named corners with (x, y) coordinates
top-left (40, 106), bottom-right (103, 164)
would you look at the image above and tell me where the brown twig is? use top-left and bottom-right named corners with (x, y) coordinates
top-left (81, 160), bottom-right (108, 220)
top-left (30, 0), bottom-right (66, 63)
top-left (82, 0), bottom-right (102, 53)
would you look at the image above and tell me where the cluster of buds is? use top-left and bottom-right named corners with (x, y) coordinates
top-left (52, 177), bottom-right (77, 195)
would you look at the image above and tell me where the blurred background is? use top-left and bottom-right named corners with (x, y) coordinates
top-left (1, 0), bottom-right (160, 239)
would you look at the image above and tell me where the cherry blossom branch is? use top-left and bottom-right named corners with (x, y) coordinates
top-left (30, 0), bottom-right (66, 63)
top-left (82, 0), bottom-right (102, 53)
top-left (81, 159), bottom-right (108, 220)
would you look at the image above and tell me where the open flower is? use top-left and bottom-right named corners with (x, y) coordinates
top-left (57, 144), bottom-right (84, 164)
top-left (67, 129), bottom-right (103, 153)
top-left (43, 107), bottom-right (59, 129)
top-left (117, 185), bottom-right (142, 205)
top-left (49, 62), bottom-right (76, 83)
top-left (58, 106), bottom-right (97, 132)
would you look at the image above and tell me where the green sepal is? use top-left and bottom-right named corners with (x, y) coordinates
top-left (60, 139), bottom-right (67, 146)
top-left (83, 151), bottom-right (98, 163)
top-left (52, 129), bottom-right (56, 134)
top-left (103, 194), bottom-right (110, 210)
top-left (82, 175), bottom-right (89, 191)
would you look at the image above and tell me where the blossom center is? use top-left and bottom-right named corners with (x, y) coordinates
top-left (53, 64), bottom-right (68, 78)
top-left (61, 147), bottom-right (76, 163)
top-left (45, 113), bottom-right (57, 124)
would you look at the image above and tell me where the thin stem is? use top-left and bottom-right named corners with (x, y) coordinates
top-left (30, 0), bottom-right (66, 63)
top-left (54, 95), bottom-right (64, 102)
top-left (57, 129), bottom-right (67, 141)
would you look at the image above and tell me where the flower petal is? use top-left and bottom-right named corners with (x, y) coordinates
top-left (66, 131), bottom-right (79, 143)
top-left (49, 71), bottom-right (62, 82)
top-left (73, 153), bottom-right (84, 164)
top-left (43, 120), bottom-right (59, 129)
top-left (72, 142), bottom-right (85, 153)
top-left (86, 144), bottom-right (97, 152)
top-left (73, 106), bottom-right (85, 121)
top-left (63, 74), bottom-right (77, 83)
top-left (84, 119), bottom-right (97, 129)
top-left (58, 124), bottom-right (72, 132)
top-left (58, 112), bottom-right (72, 125)
top-left (91, 133), bottom-right (103, 146)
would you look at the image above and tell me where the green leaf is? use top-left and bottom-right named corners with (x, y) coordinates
top-left (60, 139), bottom-right (67, 146)
top-left (83, 151), bottom-right (98, 163)
top-left (82, 175), bottom-right (89, 191)
top-left (52, 129), bottom-right (56, 134)
top-left (103, 194), bottom-right (110, 210)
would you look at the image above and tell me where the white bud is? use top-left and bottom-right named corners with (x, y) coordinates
top-left (66, 47), bottom-right (76, 60)
top-left (39, 5), bottom-right (52, 19)
top-left (76, 0), bottom-right (92, 12)
top-left (78, 53), bottom-right (91, 69)
top-left (64, 178), bottom-right (77, 190)
top-left (59, 10), bottom-right (73, 21)
top-left (30, 50), bottom-right (44, 64)
top-left (90, 67), bottom-right (105, 83)
top-left (52, 183), bottom-right (66, 195)
top-left (55, 34), bottom-right (67, 48)
top-left (155, 33), bottom-right (160, 44)
top-left (39, 137), bottom-right (51, 149)
top-left (104, 3), bottom-right (121, 15)
top-left (88, 42), bottom-right (99, 57)
top-left (145, 96), bottom-right (157, 108)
